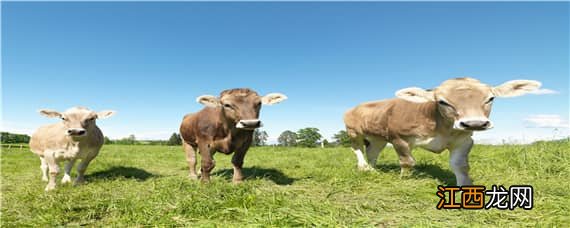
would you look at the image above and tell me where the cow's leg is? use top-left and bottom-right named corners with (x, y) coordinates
top-left (449, 136), bottom-right (474, 186)
top-left (183, 141), bottom-right (198, 180)
top-left (75, 155), bottom-right (95, 185)
top-left (347, 128), bottom-right (372, 171)
top-left (44, 152), bottom-right (59, 191)
top-left (61, 158), bottom-right (76, 184)
top-left (40, 156), bottom-right (49, 182)
top-left (231, 147), bottom-right (249, 184)
top-left (199, 143), bottom-right (215, 182)
top-left (366, 138), bottom-right (387, 168)
top-left (352, 137), bottom-right (373, 171)
top-left (392, 138), bottom-right (416, 176)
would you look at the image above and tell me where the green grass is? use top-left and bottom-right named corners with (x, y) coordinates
top-left (2, 141), bottom-right (569, 226)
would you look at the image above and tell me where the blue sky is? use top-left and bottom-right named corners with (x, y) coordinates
top-left (2, 2), bottom-right (569, 144)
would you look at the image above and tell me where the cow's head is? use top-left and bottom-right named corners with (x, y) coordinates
top-left (39, 107), bottom-right (116, 137)
top-left (196, 88), bottom-right (287, 130)
top-left (396, 77), bottom-right (541, 131)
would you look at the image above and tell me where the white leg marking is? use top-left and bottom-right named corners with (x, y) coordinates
top-left (62, 159), bottom-right (76, 184)
top-left (44, 152), bottom-right (59, 191)
top-left (353, 148), bottom-right (373, 171)
top-left (40, 157), bottom-right (49, 182)
top-left (449, 137), bottom-right (474, 186)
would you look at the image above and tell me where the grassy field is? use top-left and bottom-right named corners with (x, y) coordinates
top-left (1, 141), bottom-right (569, 226)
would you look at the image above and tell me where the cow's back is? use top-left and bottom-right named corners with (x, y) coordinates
top-left (180, 107), bottom-right (224, 145)
top-left (29, 123), bottom-right (66, 156)
top-left (180, 112), bottom-right (198, 145)
top-left (344, 99), bottom-right (395, 138)
top-left (345, 98), bottom-right (438, 139)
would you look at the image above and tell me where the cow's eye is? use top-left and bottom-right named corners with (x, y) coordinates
top-left (223, 103), bottom-right (232, 109)
top-left (61, 117), bottom-right (66, 121)
top-left (438, 100), bottom-right (451, 107)
top-left (485, 97), bottom-right (495, 104)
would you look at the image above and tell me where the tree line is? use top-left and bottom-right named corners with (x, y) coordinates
top-left (106, 128), bottom-right (352, 147)
top-left (277, 128), bottom-right (351, 147)
top-left (2, 129), bottom-right (353, 148)
top-left (1, 132), bottom-right (31, 144)
top-left (104, 134), bottom-right (183, 146)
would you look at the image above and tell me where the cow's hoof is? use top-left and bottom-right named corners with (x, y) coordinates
top-left (457, 179), bottom-right (473, 186)
top-left (41, 177), bottom-right (48, 182)
top-left (73, 178), bottom-right (86, 186)
top-left (61, 175), bottom-right (72, 184)
top-left (188, 174), bottom-right (198, 180)
top-left (232, 179), bottom-right (244, 184)
top-left (357, 165), bottom-right (374, 171)
top-left (200, 178), bottom-right (211, 183)
top-left (399, 168), bottom-right (413, 177)
top-left (45, 184), bottom-right (56, 191)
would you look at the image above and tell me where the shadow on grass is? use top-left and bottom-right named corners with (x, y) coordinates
top-left (86, 166), bottom-right (156, 181)
top-left (376, 163), bottom-right (456, 185)
top-left (213, 166), bottom-right (296, 185)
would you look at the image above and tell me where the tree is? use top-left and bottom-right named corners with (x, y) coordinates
top-left (278, 130), bottom-right (297, 147)
top-left (1, 132), bottom-right (30, 144)
top-left (115, 134), bottom-right (136, 145)
top-left (296, 127), bottom-right (322, 147)
top-left (333, 130), bottom-right (352, 147)
top-left (167, 133), bottom-right (182, 146)
top-left (252, 129), bottom-right (268, 146)
top-left (322, 139), bottom-right (330, 147)
top-left (104, 136), bottom-right (113, 144)
top-left (127, 134), bottom-right (136, 145)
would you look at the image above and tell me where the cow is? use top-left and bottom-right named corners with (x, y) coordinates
top-left (179, 88), bottom-right (287, 183)
top-left (343, 78), bottom-right (541, 185)
top-left (29, 107), bottom-right (116, 191)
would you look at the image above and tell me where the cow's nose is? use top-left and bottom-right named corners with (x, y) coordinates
top-left (236, 119), bottom-right (262, 129)
top-left (460, 120), bottom-right (491, 130)
top-left (67, 129), bottom-right (86, 136)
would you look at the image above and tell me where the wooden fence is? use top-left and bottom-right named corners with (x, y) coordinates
top-left (1, 144), bottom-right (29, 150)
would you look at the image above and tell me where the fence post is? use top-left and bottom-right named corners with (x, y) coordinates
top-left (20, 144), bottom-right (23, 150)
top-left (8, 144), bottom-right (11, 149)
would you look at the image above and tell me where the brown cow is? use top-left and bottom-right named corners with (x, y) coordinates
top-left (344, 78), bottom-right (540, 185)
top-left (179, 88), bottom-right (287, 183)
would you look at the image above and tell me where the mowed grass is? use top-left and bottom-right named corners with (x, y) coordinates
top-left (1, 141), bottom-right (569, 226)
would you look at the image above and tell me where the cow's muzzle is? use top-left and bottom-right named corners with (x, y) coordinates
top-left (66, 128), bottom-right (87, 136)
top-left (236, 119), bottom-right (263, 130)
top-left (454, 118), bottom-right (493, 131)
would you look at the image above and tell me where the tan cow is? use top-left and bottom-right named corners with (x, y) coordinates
top-left (29, 107), bottom-right (116, 191)
top-left (180, 88), bottom-right (287, 183)
top-left (344, 78), bottom-right (540, 185)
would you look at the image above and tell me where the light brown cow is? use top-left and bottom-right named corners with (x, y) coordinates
top-left (29, 107), bottom-right (116, 191)
top-left (344, 78), bottom-right (540, 185)
top-left (179, 88), bottom-right (287, 183)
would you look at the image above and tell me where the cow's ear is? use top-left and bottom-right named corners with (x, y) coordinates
top-left (39, 109), bottom-right (62, 118)
top-left (493, 80), bottom-right (541, 97)
top-left (262, 93), bottom-right (288, 105)
top-left (196, 95), bottom-right (220, 107)
top-left (395, 87), bottom-right (435, 103)
top-left (97, 110), bottom-right (116, 119)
